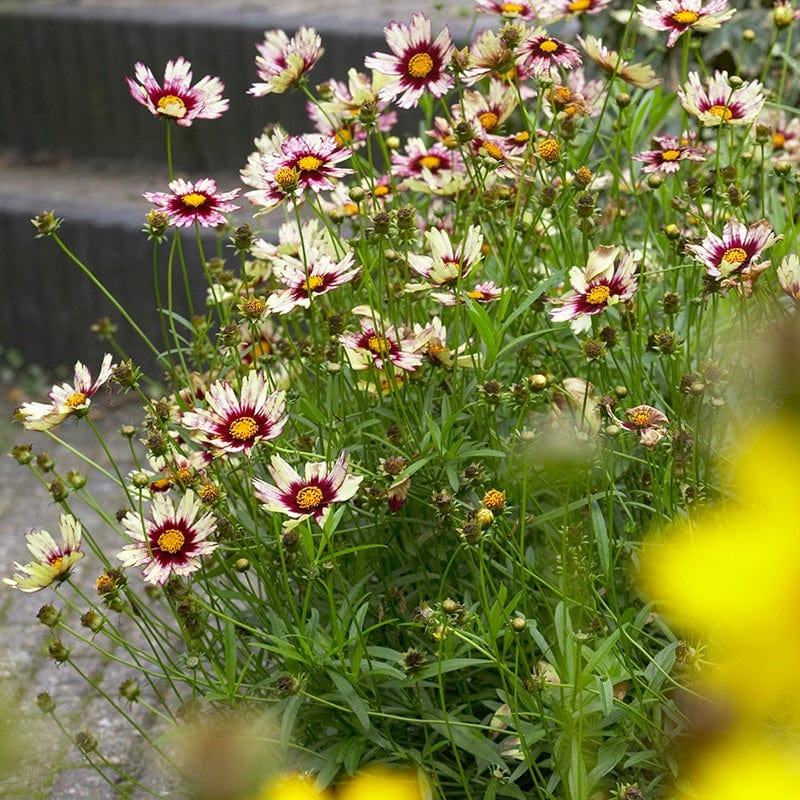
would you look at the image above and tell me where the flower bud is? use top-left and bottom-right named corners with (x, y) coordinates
top-left (37, 604), bottom-right (61, 627)
top-left (10, 444), bottom-right (33, 464)
top-left (80, 610), bottom-right (104, 633)
top-left (31, 210), bottom-right (62, 238)
top-left (36, 692), bottom-right (56, 713)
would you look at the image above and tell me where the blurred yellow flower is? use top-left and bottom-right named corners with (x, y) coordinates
top-left (640, 421), bottom-right (800, 717)
top-left (256, 773), bottom-right (331, 800)
top-left (672, 733), bottom-right (800, 800)
top-left (337, 767), bottom-right (426, 800)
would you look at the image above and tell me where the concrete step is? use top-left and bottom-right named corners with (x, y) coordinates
top-left (0, 0), bottom-right (469, 171)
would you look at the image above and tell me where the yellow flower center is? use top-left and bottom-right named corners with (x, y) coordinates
top-left (96, 574), bottom-right (114, 594)
top-left (419, 155), bottom-right (442, 170)
top-left (661, 149), bottom-right (681, 161)
top-left (628, 409), bottom-right (652, 427)
top-left (334, 128), bottom-right (352, 147)
top-left (514, 131), bottom-right (530, 144)
top-left (243, 297), bottom-right (266, 316)
top-left (50, 556), bottom-right (64, 571)
top-left (722, 247), bottom-right (748, 264)
top-left (500, 2), bottom-right (525, 13)
top-left (537, 138), bottom-right (560, 162)
top-left (774, 131), bottom-right (786, 149)
top-left (177, 468), bottom-right (193, 483)
top-left (407, 52), bottom-right (435, 78)
top-left (228, 415), bottom-right (259, 441)
top-left (150, 477), bottom-right (173, 492)
top-left (539, 39), bottom-right (559, 54)
top-left (467, 289), bottom-right (486, 300)
top-left (585, 284), bottom-right (611, 305)
top-left (304, 275), bottom-right (324, 292)
top-left (483, 488), bottom-right (506, 510)
top-left (156, 94), bottom-right (187, 118)
top-left (296, 485), bottom-right (324, 510)
top-left (482, 141), bottom-right (504, 160)
top-left (65, 391), bottom-right (88, 408)
top-left (478, 111), bottom-right (500, 130)
top-left (708, 104), bottom-right (733, 122)
top-left (568, 0), bottom-right (591, 10)
top-left (373, 185), bottom-right (390, 197)
top-left (274, 166), bottom-right (298, 189)
top-left (157, 528), bottom-right (185, 554)
top-left (199, 483), bottom-right (220, 503)
top-left (367, 335), bottom-right (391, 355)
top-left (252, 339), bottom-right (272, 359)
top-left (553, 86), bottom-right (572, 105)
top-left (297, 155), bottom-right (323, 172)
top-left (672, 9), bottom-right (699, 24)
top-left (181, 192), bottom-right (207, 208)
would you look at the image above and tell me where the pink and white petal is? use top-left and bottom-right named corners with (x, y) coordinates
top-left (268, 454), bottom-right (303, 492)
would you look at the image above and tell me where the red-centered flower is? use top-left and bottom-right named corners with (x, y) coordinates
top-left (244, 133), bottom-right (352, 213)
top-left (407, 225), bottom-right (484, 285)
top-left (249, 27), bottom-right (324, 96)
top-left (143, 178), bottom-right (240, 228)
top-left (180, 371), bottom-right (287, 455)
top-left (678, 70), bottom-right (764, 126)
top-left (549, 245), bottom-right (639, 333)
top-left (126, 57), bottom-right (228, 126)
top-left (519, 29), bottom-right (583, 77)
top-left (340, 318), bottom-right (427, 372)
top-left (391, 137), bottom-right (459, 177)
top-left (365, 13), bottom-right (454, 109)
top-left (266, 251), bottom-right (360, 314)
top-left (252, 452), bottom-right (363, 527)
top-left (4, 515), bottom-right (84, 592)
top-left (687, 218), bottom-right (778, 280)
top-left (548, 0), bottom-right (612, 16)
top-left (759, 109), bottom-right (800, 162)
top-left (118, 492), bottom-right (218, 585)
top-left (638, 0), bottom-right (736, 48)
top-left (457, 78), bottom-right (519, 133)
top-left (633, 133), bottom-right (707, 174)
top-left (616, 404), bottom-right (669, 449)
top-left (17, 353), bottom-right (115, 431)
top-left (462, 28), bottom-right (520, 86)
top-left (474, 0), bottom-right (540, 20)
top-left (579, 35), bottom-right (662, 89)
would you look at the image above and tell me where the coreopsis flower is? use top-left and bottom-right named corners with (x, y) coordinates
top-left (760, 109), bottom-right (800, 161)
top-left (243, 133), bottom-right (352, 213)
top-left (407, 225), bottom-right (484, 285)
top-left (474, 0), bottom-right (540, 20)
top-left (338, 767), bottom-right (426, 800)
top-left (4, 515), bottom-right (84, 592)
top-left (549, 245), bottom-right (639, 333)
top-left (686, 218), bottom-right (777, 280)
top-left (17, 353), bottom-right (115, 431)
top-left (249, 27), bottom-right (324, 96)
top-left (543, 69), bottom-right (605, 119)
top-left (340, 315), bottom-right (428, 372)
top-left (639, 421), bottom-right (800, 717)
top-left (637, 0), bottom-right (736, 48)
top-left (256, 773), bottom-right (330, 800)
top-left (777, 253), bottom-right (800, 301)
top-left (143, 178), bottom-right (240, 228)
top-left (180, 371), bottom-right (287, 455)
top-left (118, 492), bottom-right (218, 585)
top-left (308, 71), bottom-right (397, 149)
top-left (458, 79), bottom-right (519, 133)
top-left (548, 0), bottom-right (612, 16)
top-left (617, 404), bottom-right (669, 449)
top-left (519, 29), bottom-right (583, 77)
top-left (391, 138), bottom-right (462, 180)
top-left (632, 133), bottom-right (707, 174)
top-left (423, 278), bottom-right (505, 306)
top-left (677, 70), bottom-right (764, 126)
top-left (462, 28), bottom-right (520, 85)
top-left (579, 35), bottom-right (662, 89)
top-left (126, 57), bottom-right (228, 125)
top-left (253, 452), bottom-right (363, 527)
top-left (266, 251), bottom-right (360, 314)
top-left (364, 13), bottom-right (454, 109)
